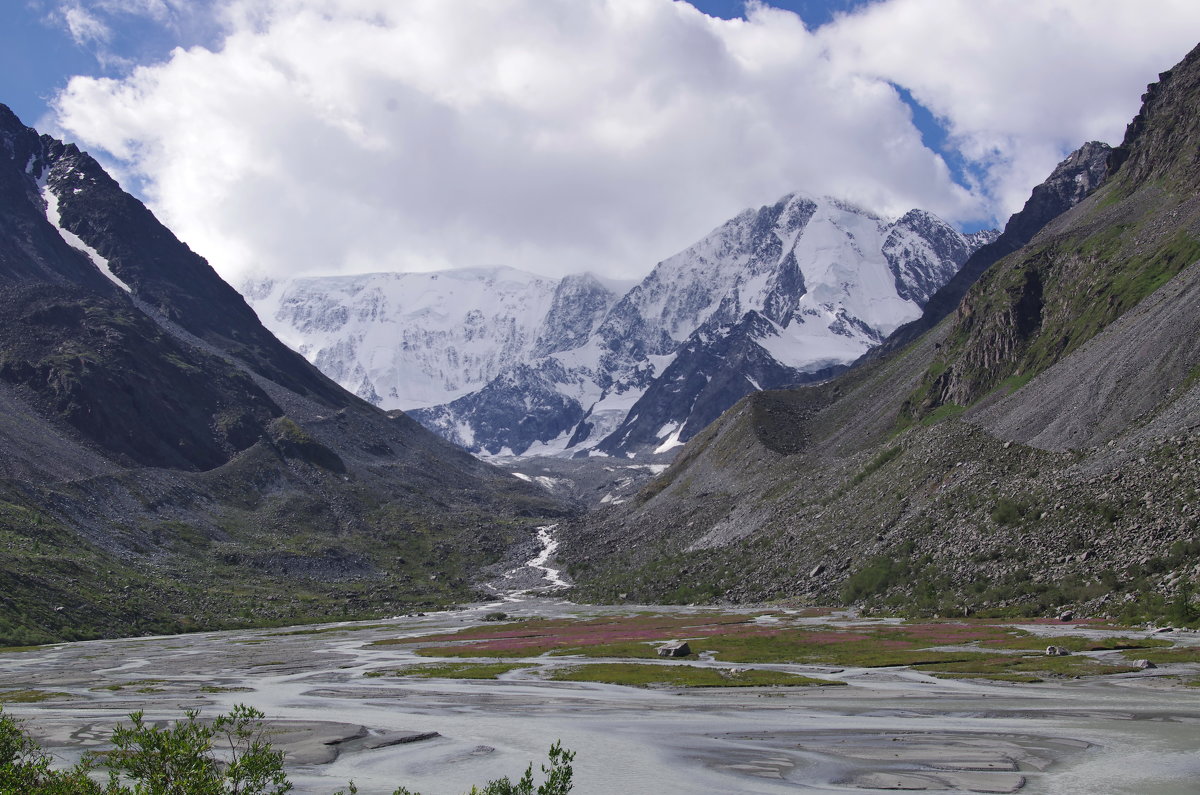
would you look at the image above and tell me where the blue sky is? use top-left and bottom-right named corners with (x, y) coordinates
top-left (1, 3), bottom-right (94, 126)
top-left (692, 0), bottom-right (863, 26)
top-left (7, 1), bottom-right (1198, 283)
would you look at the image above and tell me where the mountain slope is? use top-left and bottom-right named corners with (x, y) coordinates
top-left (872, 141), bottom-right (1112, 358)
top-left (589, 199), bottom-right (990, 456)
top-left (0, 105), bottom-right (563, 645)
top-left (559, 44), bottom-right (1200, 621)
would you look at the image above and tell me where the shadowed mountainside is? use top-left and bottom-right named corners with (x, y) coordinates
top-left (0, 105), bottom-right (566, 645)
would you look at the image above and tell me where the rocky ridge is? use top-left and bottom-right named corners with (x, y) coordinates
top-left (558, 43), bottom-right (1200, 623)
top-left (0, 104), bottom-right (564, 646)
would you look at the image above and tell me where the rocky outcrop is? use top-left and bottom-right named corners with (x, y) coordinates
top-left (871, 141), bottom-right (1111, 360)
top-left (409, 360), bottom-right (587, 456)
top-left (595, 311), bottom-right (842, 455)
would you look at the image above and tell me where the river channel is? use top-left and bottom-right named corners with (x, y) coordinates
top-left (1, 530), bottom-right (1198, 794)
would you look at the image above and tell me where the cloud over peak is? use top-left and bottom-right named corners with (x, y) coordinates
top-left (49, 0), bottom-right (1200, 284)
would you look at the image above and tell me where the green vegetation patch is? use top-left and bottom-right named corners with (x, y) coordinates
top-left (1121, 646), bottom-right (1200, 664)
top-left (548, 663), bottom-right (838, 688)
top-left (0, 689), bottom-right (71, 703)
top-left (389, 662), bottom-right (526, 680)
top-left (0, 645), bottom-right (50, 654)
top-left (921, 654), bottom-right (1141, 682)
top-left (697, 632), bottom-right (985, 668)
top-left (550, 640), bottom-right (678, 659)
top-left (990, 496), bottom-right (1035, 526)
top-left (919, 404), bottom-right (966, 427)
top-left (266, 623), bottom-right (394, 637)
top-left (981, 635), bottom-right (1171, 652)
top-left (851, 445), bottom-right (904, 484)
top-left (572, 621), bottom-right (1021, 667)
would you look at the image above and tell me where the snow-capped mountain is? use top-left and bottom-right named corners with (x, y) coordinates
top-left (244, 268), bottom-right (623, 409)
top-left (245, 192), bottom-right (994, 458)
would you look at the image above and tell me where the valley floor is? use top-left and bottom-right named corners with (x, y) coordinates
top-left (2, 590), bottom-right (1199, 794)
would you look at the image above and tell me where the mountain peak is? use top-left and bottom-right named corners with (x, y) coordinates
top-left (1107, 42), bottom-right (1200, 185)
top-left (260, 191), bottom-right (986, 457)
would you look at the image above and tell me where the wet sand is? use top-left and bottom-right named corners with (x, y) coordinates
top-left (2, 595), bottom-right (1199, 794)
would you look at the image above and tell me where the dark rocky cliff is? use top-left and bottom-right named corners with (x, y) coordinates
top-left (0, 106), bottom-right (564, 645)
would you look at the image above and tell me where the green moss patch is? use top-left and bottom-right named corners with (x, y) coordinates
top-left (921, 654), bottom-right (1140, 682)
top-left (0, 689), bottom-right (72, 703)
top-left (1121, 646), bottom-right (1200, 664)
top-left (385, 662), bottom-right (527, 679)
top-left (548, 663), bottom-right (839, 688)
top-left (550, 640), bottom-right (680, 659)
top-left (692, 622), bottom-right (1020, 667)
top-left (981, 635), bottom-right (1171, 652)
top-left (266, 623), bottom-right (393, 637)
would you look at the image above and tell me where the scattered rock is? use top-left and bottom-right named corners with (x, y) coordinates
top-left (1133, 659), bottom-right (1157, 670)
top-left (810, 564), bottom-right (826, 577)
top-left (658, 641), bottom-right (691, 658)
top-left (1057, 610), bottom-right (1074, 622)
top-left (361, 731), bottom-right (441, 750)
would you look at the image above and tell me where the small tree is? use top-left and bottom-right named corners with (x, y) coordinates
top-left (468, 741), bottom-right (575, 795)
top-left (0, 708), bottom-right (103, 793)
top-left (103, 705), bottom-right (290, 795)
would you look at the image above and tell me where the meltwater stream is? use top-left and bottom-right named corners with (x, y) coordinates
top-left (525, 524), bottom-right (568, 590)
top-left (491, 524), bottom-right (571, 601)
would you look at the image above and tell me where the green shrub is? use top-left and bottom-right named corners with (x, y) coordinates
top-left (851, 446), bottom-right (903, 485)
top-left (990, 496), bottom-right (1034, 525)
top-left (0, 706), bottom-right (574, 795)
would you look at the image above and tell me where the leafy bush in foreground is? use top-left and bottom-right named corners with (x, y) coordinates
top-left (0, 706), bottom-right (574, 795)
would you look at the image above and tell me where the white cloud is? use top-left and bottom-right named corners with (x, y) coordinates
top-left (49, 0), bottom-right (1200, 285)
top-left (820, 0), bottom-right (1200, 221)
top-left (60, 2), bottom-right (111, 45)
